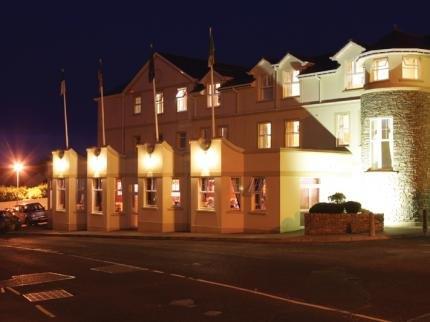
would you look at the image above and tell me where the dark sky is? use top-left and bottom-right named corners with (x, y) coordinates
top-left (1, 0), bottom-right (430, 167)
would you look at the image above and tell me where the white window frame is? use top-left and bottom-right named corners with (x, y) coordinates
top-left (229, 177), bottom-right (241, 210)
top-left (56, 178), bottom-right (66, 211)
top-left (144, 177), bottom-right (157, 207)
top-left (371, 57), bottom-right (389, 82)
top-left (207, 83), bottom-right (221, 108)
top-left (176, 88), bottom-right (187, 112)
top-left (114, 178), bottom-right (123, 213)
top-left (282, 70), bottom-right (300, 97)
top-left (133, 96), bottom-right (142, 114)
top-left (258, 122), bottom-right (271, 149)
top-left (132, 183), bottom-right (138, 213)
top-left (171, 178), bottom-right (181, 207)
top-left (402, 56), bottom-right (420, 80)
top-left (155, 92), bottom-right (164, 114)
top-left (199, 177), bottom-right (215, 210)
top-left (250, 177), bottom-right (267, 211)
top-left (345, 60), bottom-right (364, 89)
top-left (76, 178), bottom-right (86, 212)
top-left (92, 178), bottom-right (103, 214)
top-left (285, 120), bottom-right (300, 147)
top-left (370, 117), bottom-right (393, 170)
top-left (336, 113), bottom-right (351, 146)
top-left (299, 178), bottom-right (320, 212)
top-left (258, 74), bottom-right (274, 101)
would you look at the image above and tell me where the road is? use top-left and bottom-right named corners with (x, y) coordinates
top-left (0, 234), bottom-right (429, 322)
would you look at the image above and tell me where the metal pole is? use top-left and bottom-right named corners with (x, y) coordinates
top-left (210, 64), bottom-right (216, 138)
top-left (16, 171), bottom-right (19, 188)
top-left (152, 78), bottom-right (159, 142)
top-left (423, 209), bottom-right (428, 235)
top-left (369, 212), bottom-right (375, 237)
top-left (100, 85), bottom-right (106, 146)
top-left (63, 92), bottom-right (69, 149)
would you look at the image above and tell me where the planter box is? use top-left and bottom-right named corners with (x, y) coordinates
top-left (304, 213), bottom-right (384, 235)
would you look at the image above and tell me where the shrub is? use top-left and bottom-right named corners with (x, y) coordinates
top-left (328, 192), bottom-right (346, 204)
top-left (344, 201), bottom-right (361, 213)
top-left (309, 202), bottom-right (344, 214)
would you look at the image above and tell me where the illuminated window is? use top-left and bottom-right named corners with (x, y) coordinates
top-left (207, 83), bottom-right (220, 107)
top-left (76, 178), bottom-right (86, 212)
top-left (200, 127), bottom-right (210, 140)
top-left (199, 177), bottom-right (215, 210)
top-left (56, 178), bottom-right (66, 211)
top-left (229, 177), bottom-right (241, 210)
top-left (132, 183), bottom-right (138, 213)
top-left (300, 178), bottom-right (320, 211)
top-left (133, 96), bottom-right (142, 114)
top-left (336, 113), bottom-right (350, 146)
top-left (156, 92), bottom-right (164, 114)
top-left (176, 132), bottom-right (187, 149)
top-left (371, 58), bottom-right (389, 82)
top-left (218, 126), bottom-right (228, 139)
top-left (176, 88), bottom-right (187, 112)
top-left (285, 120), bottom-right (300, 147)
top-left (282, 70), bottom-right (300, 97)
top-left (250, 177), bottom-right (266, 210)
top-left (258, 122), bottom-right (271, 149)
top-left (92, 178), bottom-right (103, 213)
top-left (345, 60), bottom-right (364, 89)
top-left (171, 179), bottom-right (181, 207)
top-left (370, 117), bottom-right (393, 170)
top-left (402, 56), bottom-right (420, 80)
top-left (258, 74), bottom-right (273, 101)
top-left (115, 179), bottom-right (123, 213)
top-left (144, 178), bottom-right (157, 207)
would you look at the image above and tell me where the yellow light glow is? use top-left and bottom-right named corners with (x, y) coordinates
top-left (88, 153), bottom-right (107, 178)
top-left (13, 162), bottom-right (24, 173)
top-left (195, 147), bottom-right (219, 176)
top-left (142, 153), bottom-right (161, 171)
top-left (53, 155), bottom-right (70, 177)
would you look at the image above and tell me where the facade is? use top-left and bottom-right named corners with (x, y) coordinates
top-left (49, 29), bottom-right (430, 232)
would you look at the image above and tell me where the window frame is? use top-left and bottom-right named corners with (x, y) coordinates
top-left (335, 113), bottom-right (351, 147)
top-left (345, 60), bottom-right (364, 89)
top-left (56, 178), bottom-right (66, 211)
top-left (257, 122), bottom-right (272, 149)
top-left (218, 125), bottom-right (228, 139)
top-left (229, 177), bottom-right (241, 210)
top-left (402, 56), bottom-right (421, 80)
top-left (285, 120), bottom-right (300, 148)
top-left (176, 131), bottom-right (187, 150)
top-left (171, 178), bottom-right (181, 208)
top-left (371, 57), bottom-right (389, 82)
top-left (207, 82), bottom-right (221, 108)
top-left (114, 178), bottom-right (123, 213)
top-left (155, 92), bottom-right (164, 114)
top-left (199, 177), bottom-right (215, 210)
top-left (144, 177), bottom-right (157, 208)
top-left (258, 74), bottom-right (274, 101)
top-left (92, 178), bottom-right (103, 214)
top-left (282, 70), bottom-right (300, 97)
top-left (299, 178), bottom-right (320, 212)
top-left (369, 117), bottom-right (394, 170)
top-left (133, 96), bottom-right (142, 115)
top-left (76, 178), bottom-right (86, 212)
top-left (176, 87), bottom-right (187, 112)
top-left (250, 177), bottom-right (267, 211)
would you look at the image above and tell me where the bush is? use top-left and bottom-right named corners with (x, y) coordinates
top-left (344, 201), bottom-right (361, 213)
top-left (309, 202), bottom-right (344, 214)
top-left (328, 192), bottom-right (346, 204)
top-left (0, 183), bottom-right (47, 202)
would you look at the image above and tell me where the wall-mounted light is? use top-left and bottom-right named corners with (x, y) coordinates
top-left (88, 148), bottom-right (107, 178)
top-left (52, 151), bottom-right (70, 178)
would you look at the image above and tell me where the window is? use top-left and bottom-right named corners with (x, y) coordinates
top-left (92, 178), bottom-right (103, 213)
top-left (370, 117), bottom-right (393, 169)
top-left (345, 60), bottom-right (364, 89)
top-left (176, 132), bottom-right (187, 149)
top-left (115, 179), bottom-right (123, 213)
top-left (133, 96), bottom-right (142, 114)
top-left (285, 120), bottom-right (300, 147)
top-left (76, 178), bottom-right (86, 212)
top-left (258, 122), bottom-right (271, 149)
top-left (258, 74), bottom-right (274, 101)
top-left (229, 177), bottom-right (241, 209)
top-left (171, 179), bottom-right (181, 207)
top-left (200, 127), bottom-right (210, 140)
top-left (176, 88), bottom-right (187, 112)
top-left (132, 183), bottom-right (138, 213)
top-left (218, 126), bottom-right (228, 139)
top-left (250, 177), bottom-right (266, 210)
top-left (336, 113), bottom-right (351, 146)
top-left (207, 83), bottom-right (221, 107)
top-left (144, 178), bottom-right (157, 207)
top-left (371, 58), bottom-right (389, 82)
top-left (56, 178), bottom-right (66, 211)
top-left (300, 178), bottom-right (320, 211)
top-left (282, 70), bottom-right (300, 97)
top-left (402, 56), bottom-right (420, 80)
top-left (48, 179), bottom-right (53, 210)
top-left (199, 177), bottom-right (215, 210)
top-left (155, 92), bottom-right (164, 114)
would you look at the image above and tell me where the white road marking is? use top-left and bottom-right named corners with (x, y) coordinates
top-left (0, 245), bottom-right (62, 255)
top-left (35, 304), bottom-right (56, 318)
top-left (6, 286), bottom-right (20, 295)
top-left (169, 273), bottom-right (186, 278)
top-left (407, 312), bottom-right (430, 321)
top-left (1, 287), bottom-right (5, 293)
top-left (152, 270), bottom-right (164, 274)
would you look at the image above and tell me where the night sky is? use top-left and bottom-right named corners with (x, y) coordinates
top-left (1, 1), bottom-right (430, 168)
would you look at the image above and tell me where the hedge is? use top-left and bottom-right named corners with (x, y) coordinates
top-left (0, 183), bottom-right (47, 202)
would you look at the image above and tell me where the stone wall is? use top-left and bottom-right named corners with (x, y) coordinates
top-left (304, 213), bottom-right (384, 235)
top-left (361, 90), bottom-right (430, 223)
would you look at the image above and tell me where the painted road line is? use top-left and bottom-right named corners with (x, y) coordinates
top-left (1, 287), bottom-right (5, 293)
top-left (5, 286), bottom-right (20, 295)
top-left (0, 245), bottom-right (63, 255)
top-left (195, 278), bottom-right (390, 322)
top-left (152, 270), bottom-right (164, 274)
top-left (35, 304), bottom-right (56, 318)
top-left (169, 273), bottom-right (186, 278)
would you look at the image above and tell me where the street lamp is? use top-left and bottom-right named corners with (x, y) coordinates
top-left (13, 162), bottom-right (24, 188)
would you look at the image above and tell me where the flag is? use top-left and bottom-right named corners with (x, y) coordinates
top-left (60, 69), bottom-right (66, 96)
top-left (208, 27), bottom-right (215, 68)
top-left (148, 44), bottom-right (155, 82)
top-left (98, 58), bottom-right (104, 92)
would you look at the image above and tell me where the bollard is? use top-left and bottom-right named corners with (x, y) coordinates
top-left (423, 209), bottom-right (428, 235)
top-left (369, 212), bottom-right (375, 237)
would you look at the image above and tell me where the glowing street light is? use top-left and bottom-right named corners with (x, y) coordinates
top-left (13, 162), bottom-right (24, 188)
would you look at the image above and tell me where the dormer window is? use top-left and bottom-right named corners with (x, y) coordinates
top-left (371, 58), bottom-right (389, 82)
top-left (207, 83), bottom-right (220, 108)
top-left (258, 74), bottom-right (273, 101)
top-left (402, 56), bottom-right (420, 80)
top-left (345, 60), bottom-right (364, 89)
top-left (282, 70), bottom-right (300, 97)
top-left (176, 88), bottom-right (187, 112)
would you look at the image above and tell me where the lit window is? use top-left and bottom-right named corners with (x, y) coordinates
top-left (371, 58), bottom-right (389, 82)
top-left (250, 177), bottom-right (266, 210)
top-left (156, 92), bottom-right (164, 114)
top-left (229, 177), bottom-right (241, 209)
top-left (132, 183), bottom-right (138, 213)
top-left (285, 120), bottom-right (300, 147)
top-left (115, 179), bottom-right (123, 213)
top-left (207, 83), bottom-right (221, 107)
top-left (176, 132), bottom-right (187, 149)
top-left (92, 178), bottom-right (103, 213)
top-left (300, 178), bottom-right (320, 211)
top-left (56, 178), bottom-right (66, 211)
top-left (171, 179), bottom-right (181, 207)
top-left (76, 178), bottom-right (86, 212)
top-left (336, 113), bottom-right (350, 146)
top-left (402, 56), bottom-right (420, 80)
top-left (258, 74), bottom-right (274, 101)
top-left (370, 117), bottom-right (393, 170)
top-left (258, 122), bottom-right (271, 149)
top-left (218, 126), bottom-right (228, 139)
top-left (345, 60), bottom-right (364, 89)
top-left (200, 127), bottom-right (210, 140)
top-left (133, 96), bottom-right (142, 114)
top-left (176, 88), bottom-right (187, 112)
top-left (282, 70), bottom-right (300, 97)
top-left (199, 177), bottom-right (215, 210)
top-left (144, 178), bottom-right (157, 207)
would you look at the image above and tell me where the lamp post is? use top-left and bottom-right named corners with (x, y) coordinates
top-left (13, 162), bottom-right (23, 188)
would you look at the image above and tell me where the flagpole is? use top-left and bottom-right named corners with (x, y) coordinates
top-left (99, 59), bottom-right (106, 146)
top-left (63, 87), bottom-right (69, 149)
top-left (209, 27), bottom-right (216, 138)
top-left (210, 64), bottom-right (215, 138)
top-left (153, 77), bottom-right (159, 142)
top-left (149, 44), bottom-right (159, 142)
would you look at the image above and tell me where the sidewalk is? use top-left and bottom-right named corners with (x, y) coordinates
top-left (6, 225), bottom-right (427, 244)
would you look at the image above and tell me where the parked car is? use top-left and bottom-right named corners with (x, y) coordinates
top-left (0, 210), bottom-right (20, 233)
top-left (13, 202), bottom-right (48, 226)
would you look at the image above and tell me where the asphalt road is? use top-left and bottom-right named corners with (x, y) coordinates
top-left (0, 234), bottom-right (429, 322)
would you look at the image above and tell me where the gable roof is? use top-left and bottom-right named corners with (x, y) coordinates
top-left (365, 29), bottom-right (430, 52)
top-left (299, 54), bottom-right (340, 76)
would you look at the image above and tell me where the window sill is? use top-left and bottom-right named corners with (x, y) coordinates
top-left (176, 110), bottom-right (188, 113)
top-left (248, 210), bottom-right (267, 216)
top-left (343, 87), bottom-right (363, 92)
top-left (399, 78), bottom-right (423, 82)
top-left (169, 206), bottom-right (183, 211)
top-left (196, 209), bottom-right (216, 214)
top-left (142, 206), bottom-right (158, 210)
top-left (113, 212), bottom-right (125, 216)
top-left (366, 168), bottom-right (398, 173)
top-left (369, 79), bottom-right (389, 84)
top-left (55, 209), bottom-right (66, 212)
top-left (257, 99), bottom-right (274, 103)
top-left (91, 212), bottom-right (103, 216)
top-left (281, 95), bottom-right (300, 99)
top-left (227, 209), bottom-right (242, 214)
